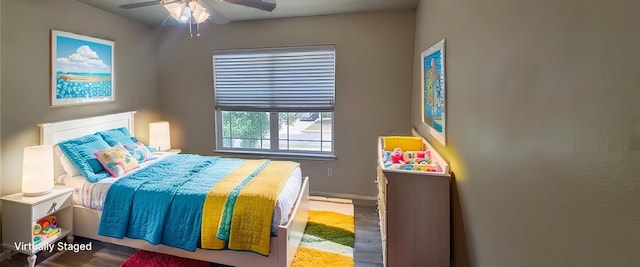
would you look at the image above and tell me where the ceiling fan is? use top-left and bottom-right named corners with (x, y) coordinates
top-left (120, 0), bottom-right (274, 37)
top-left (119, 0), bottom-right (276, 12)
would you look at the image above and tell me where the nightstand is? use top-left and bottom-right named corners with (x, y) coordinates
top-left (1, 186), bottom-right (74, 267)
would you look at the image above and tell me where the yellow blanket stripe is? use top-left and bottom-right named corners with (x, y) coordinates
top-left (227, 161), bottom-right (299, 255)
top-left (201, 160), bottom-right (267, 249)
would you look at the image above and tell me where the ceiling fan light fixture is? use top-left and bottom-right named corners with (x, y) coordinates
top-left (179, 6), bottom-right (192, 23)
top-left (193, 10), bottom-right (210, 24)
top-left (164, 2), bottom-right (186, 20)
top-left (190, 2), bottom-right (210, 23)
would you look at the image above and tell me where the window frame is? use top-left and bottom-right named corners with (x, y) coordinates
top-left (212, 45), bottom-right (336, 158)
top-left (214, 111), bottom-right (335, 159)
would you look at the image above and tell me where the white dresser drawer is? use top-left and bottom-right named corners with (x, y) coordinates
top-left (32, 192), bottom-right (72, 220)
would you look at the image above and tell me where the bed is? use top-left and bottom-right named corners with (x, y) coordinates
top-left (39, 111), bottom-right (310, 267)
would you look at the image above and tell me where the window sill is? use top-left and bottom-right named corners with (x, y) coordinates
top-left (213, 149), bottom-right (336, 161)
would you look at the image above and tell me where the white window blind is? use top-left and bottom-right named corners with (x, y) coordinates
top-left (213, 45), bottom-right (335, 111)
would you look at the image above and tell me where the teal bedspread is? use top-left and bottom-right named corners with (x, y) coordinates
top-left (97, 154), bottom-right (245, 251)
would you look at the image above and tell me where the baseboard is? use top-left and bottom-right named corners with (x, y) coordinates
top-left (310, 192), bottom-right (377, 206)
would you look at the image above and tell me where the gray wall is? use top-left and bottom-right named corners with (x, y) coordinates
top-left (0, 0), bottom-right (161, 195)
top-left (0, 0), bottom-right (3, 196)
top-left (157, 10), bottom-right (415, 197)
top-left (412, 0), bottom-right (640, 266)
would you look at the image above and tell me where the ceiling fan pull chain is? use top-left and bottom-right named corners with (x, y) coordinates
top-left (189, 13), bottom-right (194, 38)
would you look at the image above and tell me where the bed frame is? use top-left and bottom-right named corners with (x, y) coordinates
top-left (39, 111), bottom-right (310, 267)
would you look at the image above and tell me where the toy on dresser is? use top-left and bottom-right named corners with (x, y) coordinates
top-left (382, 147), bottom-right (442, 172)
top-left (32, 215), bottom-right (60, 245)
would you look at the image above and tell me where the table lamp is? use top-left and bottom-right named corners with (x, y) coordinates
top-left (22, 145), bottom-right (54, 197)
top-left (149, 121), bottom-right (171, 151)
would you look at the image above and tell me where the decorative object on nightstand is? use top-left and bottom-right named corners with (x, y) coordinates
top-left (149, 121), bottom-right (171, 151)
top-left (21, 145), bottom-right (54, 197)
top-left (1, 186), bottom-right (74, 267)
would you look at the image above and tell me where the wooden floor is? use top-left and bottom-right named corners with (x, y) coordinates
top-left (0, 202), bottom-right (383, 267)
top-left (353, 202), bottom-right (384, 267)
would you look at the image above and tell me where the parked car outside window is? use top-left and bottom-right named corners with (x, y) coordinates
top-left (298, 112), bottom-right (319, 121)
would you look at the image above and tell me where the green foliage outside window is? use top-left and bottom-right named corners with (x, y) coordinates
top-left (222, 112), bottom-right (299, 148)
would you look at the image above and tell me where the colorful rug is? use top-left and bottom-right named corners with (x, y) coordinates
top-left (292, 197), bottom-right (355, 267)
top-left (120, 250), bottom-right (212, 267)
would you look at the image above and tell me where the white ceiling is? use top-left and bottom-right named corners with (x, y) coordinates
top-left (76, 0), bottom-right (418, 27)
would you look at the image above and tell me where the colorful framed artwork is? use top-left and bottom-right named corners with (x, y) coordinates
top-left (421, 39), bottom-right (446, 145)
top-left (51, 30), bottom-right (114, 106)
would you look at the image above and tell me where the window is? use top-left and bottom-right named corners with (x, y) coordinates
top-left (213, 46), bottom-right (335, 157)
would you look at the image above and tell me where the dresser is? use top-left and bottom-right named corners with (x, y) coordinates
top-left (376, 135), bottom-right (451, 266)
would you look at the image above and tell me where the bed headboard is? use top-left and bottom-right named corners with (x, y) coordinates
top-left (39, 111), bottom-right (136, 146)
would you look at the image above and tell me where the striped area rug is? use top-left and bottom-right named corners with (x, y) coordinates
top-left (292, 197), bottom-right (355, 267)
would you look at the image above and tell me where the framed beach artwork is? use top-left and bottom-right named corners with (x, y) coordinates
top-left (421, 39), bottom-right (446, 145)
top-left (51, 30), bottom-right (114, 106)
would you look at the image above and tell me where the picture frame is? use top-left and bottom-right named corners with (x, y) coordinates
top-left (421, 39), bottom-right (446, 145)
top-left (51, 30), bottom-right (114, 106)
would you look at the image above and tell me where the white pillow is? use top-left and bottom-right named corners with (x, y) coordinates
top-left (57, 174), bottom-right (70, 184)
top-left (54, 144), bottom-right (81, 177)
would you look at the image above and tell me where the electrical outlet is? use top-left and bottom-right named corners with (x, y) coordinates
top-left (327, 167), bottom-right (333, 177)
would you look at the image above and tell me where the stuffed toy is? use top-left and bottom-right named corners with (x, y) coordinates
top-left (389, 148), bottom-right (405, 164)
top-left (383, 151), bottom-right (391, 163)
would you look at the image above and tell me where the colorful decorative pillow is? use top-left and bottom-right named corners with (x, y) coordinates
top-left (124, 142), bottom-right (155, 163)
top-left (96, 127), bottom-right (137, 146)
top-left (97, 127), bottom-right (157, 153)
top-left (57, 134), bottom-right (112, 182)
top-left (93, 144), bottom-right (140, 178)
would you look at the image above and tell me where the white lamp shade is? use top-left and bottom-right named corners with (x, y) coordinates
top-left (22, 145), bottom-right (54, 197)
top-left (149, 121), bottom-right (172, 151)
top-left (190, 2), bottom-right (210, 23)
top-left (164, 2), bottom-right (186, 20)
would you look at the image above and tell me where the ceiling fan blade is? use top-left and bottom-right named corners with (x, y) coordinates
top-left (119, 0), bottom-right (183, 9)
top-left (198, 0), bottom-right (231, 24)
top-left (222, 0), bottom-right (276, 12)
top-left (118, 0), bottom-right (163, 9)
top-left (208, 10), bottom-right (231, 24)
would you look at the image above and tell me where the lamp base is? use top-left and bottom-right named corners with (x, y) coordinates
top-left (23, 189), bottom-right (52, 197)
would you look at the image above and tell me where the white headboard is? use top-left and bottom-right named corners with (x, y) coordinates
top-left (39, 111), bottom-right (136, 146)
